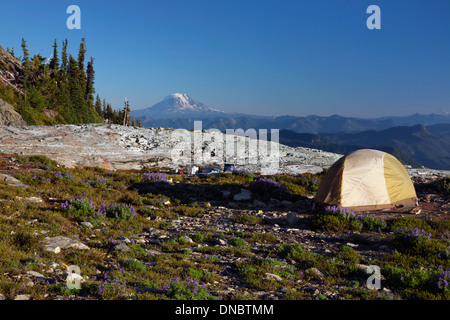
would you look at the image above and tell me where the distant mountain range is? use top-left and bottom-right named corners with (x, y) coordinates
top-left (132, 94), bottom-right (450, 169)
top-left (132, 93), bottom-right (450, 133)
top-left (279, 124), bottom-right (450, 170)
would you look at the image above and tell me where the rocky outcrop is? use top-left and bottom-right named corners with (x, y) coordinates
top-left (0, 45), bottom-right (22, 74)
top-left (0, 45), bottom-right (23, 95)
top-left (0, 123), bottom-right (448, 176)
top-left (0, 124), bottom-right (342, 174)
top-left (0, 99), bottom-right (26, 126)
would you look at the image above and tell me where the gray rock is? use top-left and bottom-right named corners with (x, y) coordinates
top-left (80, 221), bottom-right (94, 228)
top-left (158, 198), bottom-right (170, 205)
top-left (0, 173), bottom-right (24, 188)
top-left (233, 189), bottom-right (252, 201)
top-left (269, 198), bottom-right (280, 205)
top-left (26, 271), bottom-right (47, 280)
top-left (285, 212), bottom-right (299, 226)
top-left (0, 98), bottom-right (26, 126)
top-left (221, 190), bottom-right (231, 198)
top-left (305, 267), bottom-right (324, 279)
top-left (146, 249), bottom-right (162, 256)
top-left (356, 264), bottom-right (372, 275)
top-left (14, 294), bottom-right (31, 300)
top-left (113, 242), bottom-right (131, 253)
top-left (253, 199), bottom-right (267, 207)
top-left (116, 236), bottom-right (131, 243)
top-left (281, 200), bottom-right (293, 207)
top-left (147, 228), bottom-right (160, 236)
top-left (181, 235), bottom-right (193, 243)
top-left (265, 273), bottom-right (283, 281)
top-left (42, 236), bottom-right (89, 253)
top-left (16, 196), bottom-right (42, 203)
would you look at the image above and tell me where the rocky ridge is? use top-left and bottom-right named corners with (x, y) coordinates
top-left (0, 124), bottom-right (448, 178)
top-left (0, 124), bottom-right (342, 174)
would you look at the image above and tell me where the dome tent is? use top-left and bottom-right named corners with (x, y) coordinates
top-left (315, 149), bottom-right (418, 212)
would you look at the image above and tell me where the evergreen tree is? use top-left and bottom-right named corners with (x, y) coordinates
top-left (106, 103), bottom-right (114, 123)
top-left (67, 55), bottom-right (84, 123)
top-left (21, 38), bottom-right (31, 70)
top-left (6, 47), bottom-right (15, 58)
top-left (95, 94), bottom-right (102, 117)
top-left (78, 38), bottom-right (86, 71)
top-left (20, 38), bottom-right (32, 90)
top-left (77, 38), bottom-right (87, 104)
top-left (85, 56), bottom-right (95, 106)
top-left (49, 39), bottom-right (59, 74)
top-left (57, 39), bottom-right (70, 111)
top-left (61, 39), bottom-right (68, 74)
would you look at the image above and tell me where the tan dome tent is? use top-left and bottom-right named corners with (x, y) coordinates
top-left (315, 149), bottom-right (418, 212)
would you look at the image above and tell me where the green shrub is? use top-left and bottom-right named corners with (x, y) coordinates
top-left (163, 276), bottom-right (215, 300)
top-left (359, 216), bottom-right (387, 232)
top-left (249, 177), bottom-right (291, 200)
top-left (433, 177), bottom-right (450, 195)
top-left (191, 231), bottom-right (206, 243)
top-left (383, 266), bottom-right (438, 295)
top-left (173, 205), bottom-right (204, 216)
top-left (232, 213), bottom-right (261, 225)
top-left (335, 246), bottom-right (362, 266)
top-left (101, 204), bottom-right (136, 220)
top-left (228, 237), bottom-right (247, 247)
top-left (389, 217), bottom-right (432, 234)
top-left (277, 243), bottom-right (305, 259)
top-left (122, 258), bottom-right (146, 272)
top-left (61, 196), bottom-right (97, 221)
top-left (310, 206), bottom-right (362, 233)
top-left (391, 227), bottom-right (443, 256)
top-left (12, 231), bottom-right (39, 253)
top-left (248, 232), bottom-right (278, 244)
top-left (277, 243), bottom-right (317, 266)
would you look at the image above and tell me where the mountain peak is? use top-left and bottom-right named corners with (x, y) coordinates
top-left (164, 93), bottom-right (189, 101)
top-left (132, 93), bottom-right (227, 119)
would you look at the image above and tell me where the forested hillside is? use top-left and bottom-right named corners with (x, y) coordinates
top-left (0, 39), bottom-right (140, 126)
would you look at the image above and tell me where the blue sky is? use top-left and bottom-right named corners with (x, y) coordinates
top-left (1, 0), bottom-right (449, 117)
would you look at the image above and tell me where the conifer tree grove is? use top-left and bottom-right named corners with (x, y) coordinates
top-left (11, 38), bottom-right (139, 126)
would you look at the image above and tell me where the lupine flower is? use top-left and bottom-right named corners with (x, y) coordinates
top-left (144, 172), bottom-right (169, 183)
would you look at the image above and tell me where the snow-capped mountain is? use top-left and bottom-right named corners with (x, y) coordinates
top-left (132, 93), bottom-right (231, 119)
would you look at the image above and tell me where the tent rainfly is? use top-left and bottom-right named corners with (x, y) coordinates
top-left (315, 149), bottom-right (418, 212)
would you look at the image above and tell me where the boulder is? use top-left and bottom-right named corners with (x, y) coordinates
top-left (253, 199), bottom-right (267, 207)
top-left (0, 99), bottom-right (26, 126)
top-left (265, 273), bottom-right (283, 281)
top-left (305, 267), bottom-right (324, 279)
top-left (233, 188), bottom-right (252, 201)
top-left (113, 242), bottom-right (131, 253)
top-left (42, 236), bottom-right (89, 253)
top-left (285, 212), bottom-right (299, 226)
top-left (0, 173), bottom-right (24, 188)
